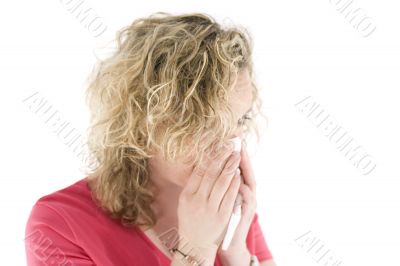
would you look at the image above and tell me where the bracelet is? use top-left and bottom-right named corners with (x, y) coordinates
top-left (170, 247), bottom-right (201, 266)
top-left (250, 255), bottom-right (260, 266)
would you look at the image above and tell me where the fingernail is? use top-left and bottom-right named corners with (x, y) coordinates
top-left (232, 151), bottom-right (240, 158)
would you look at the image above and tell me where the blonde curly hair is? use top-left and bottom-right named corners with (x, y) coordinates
top-left (84, 12), bottom-right (265, 228)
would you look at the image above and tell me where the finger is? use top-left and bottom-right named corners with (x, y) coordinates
top-left (208, 141), bottom-right (236, 177)
top-left (239, 184), bottom-right (256, 219)
top-left (218, 169), bottom-right (241, 216)
top-left (208, 152), bottom-right (241, 210)
top-left (182, 134), bottom-right (214, 195)
top-left (183, 161), bottom-right (207, 195)
top-left (239, 143), bottom-right (256, 192)
top-left (195, 144), bottom-right (235, 199)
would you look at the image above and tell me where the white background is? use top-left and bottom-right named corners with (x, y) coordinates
top-left (1, 0), bottom-right (399, 265)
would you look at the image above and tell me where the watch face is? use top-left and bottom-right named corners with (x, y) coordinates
top-left (185, 255), bottom-right (200, 266)
top-left (250, 255), bottom-right (260, 266)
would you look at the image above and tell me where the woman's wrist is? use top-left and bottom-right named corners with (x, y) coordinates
top-left (170, 235), bottom-right (218, 266)
top-left (171, 248), bottom-right (216, 266)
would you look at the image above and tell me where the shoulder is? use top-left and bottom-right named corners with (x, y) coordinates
top-left (25, 178), bottom-right (97, 264)
top-left (25, 177), bottom-right (96, 240)
top-left (33, 177), bottom-right (93, 209)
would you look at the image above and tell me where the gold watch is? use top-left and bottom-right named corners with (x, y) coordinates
top-left (170, 247), bottom-right (202, 266)
top-left (250, 255), bottom-right (260, 266)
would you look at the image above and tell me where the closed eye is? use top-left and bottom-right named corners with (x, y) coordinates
top-left (238, 113), bottom-right (252, 126)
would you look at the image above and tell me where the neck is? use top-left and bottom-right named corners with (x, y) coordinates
top-left (151, 179), bottom-right (181, 218)
top-left (145, 151), bottom-right (194, 232)
top-left (146, 170), bottom-right (184, 233)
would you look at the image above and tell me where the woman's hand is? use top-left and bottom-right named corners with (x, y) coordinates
top-left (217, 141), bottom-right (258, 266)
top-left (176, 140), bottom-right (242, 264)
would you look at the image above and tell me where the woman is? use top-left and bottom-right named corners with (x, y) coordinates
top-left (24, 12), bottom-right (276, 266)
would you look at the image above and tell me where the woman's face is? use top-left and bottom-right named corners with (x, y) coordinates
top-left (148, 68), bottom-right (254, 188)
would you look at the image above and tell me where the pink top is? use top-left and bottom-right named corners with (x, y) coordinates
top-left (25, 177), bottom-right (273, 265)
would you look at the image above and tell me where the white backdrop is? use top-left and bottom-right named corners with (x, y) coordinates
top-left (1, 0), bottom-right (399, 265)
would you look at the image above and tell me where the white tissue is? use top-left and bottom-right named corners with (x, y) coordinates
top-left (221, 208), bottom-right (241, 250)
top-left (230, 136), bottom-right (242, 152)
top-left (221, 136), bottom-right (242, 250)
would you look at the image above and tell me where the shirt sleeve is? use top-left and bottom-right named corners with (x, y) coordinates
top-left (246, 212), bottom-right (274, 262)
top-left (25, 202), bottom-right (95, 266)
